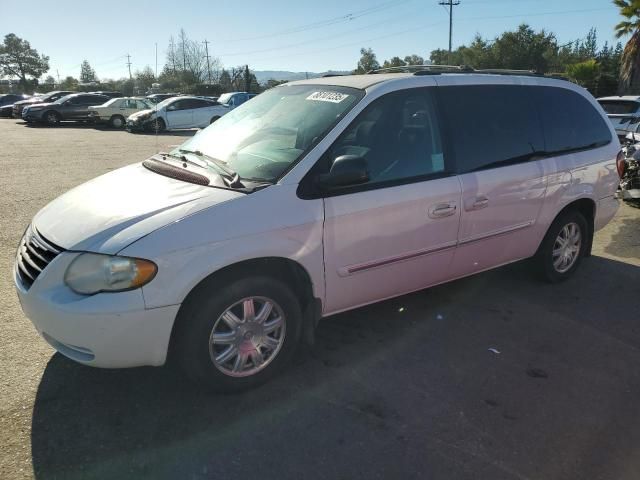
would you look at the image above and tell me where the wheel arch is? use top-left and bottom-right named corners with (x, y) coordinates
top-left (540, 197), bottom-right (596, 257)
top-left (167, 256), bottom-right (321, 360)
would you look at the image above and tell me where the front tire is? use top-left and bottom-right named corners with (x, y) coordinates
top-left (150, 117), bottom-right (165, 133)
top-left (174, 276), bottom-right (302, 392)
top-left (44, 110), bottom-right (60, 126)
top-left (534, 210), bottom-right (589, 283)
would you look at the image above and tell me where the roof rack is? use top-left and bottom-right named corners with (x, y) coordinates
top-left (367, 65), bottom-right (564, 79)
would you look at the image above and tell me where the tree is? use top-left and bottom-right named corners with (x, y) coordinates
top-left (355, 48), bottom-right (380, 73)
top-left (135, 66), bottom-right (156, 91)
top-left (0, 33), bottom-right (49, 91)
top-left (614, 0), bottom-right (640, 93)
top-left (382, 56), bottom-right (406, 69)
top-left (566, 59), bottom-right (600, 90)
top-left (43, 75), bottom-right (55, 85)
top-left (491, 24), bottom-right (558, 73)
top-left (80, 60), bottom-right (97, 83)
top-left (404, 54), bottom-right (425, 65)
top-left (60, 76), bottom-right (78, 90)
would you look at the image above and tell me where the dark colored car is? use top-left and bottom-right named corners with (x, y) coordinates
top-left (12, 91), bottom-right (74, 118)
top-left (146, 93), bottom-right (179, 104)
top-left (0, 94), bottom-right (29, 117)
top-left (22, 93), bottom-right (110, 125)
top-left (89, 91), bottom-right (122, 98)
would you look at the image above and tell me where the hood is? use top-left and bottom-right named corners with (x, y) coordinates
top-left (25, 101), bottom-right (56, 109)
top-left (129, 108), bottom-right (155, 120)
top-left (32, 162), bottom-right (244, 254)
top-left (15, 97), bottom-right (42, 106)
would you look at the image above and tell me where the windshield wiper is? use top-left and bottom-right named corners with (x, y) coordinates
top-left (178, 149), bottom-right (244, 187)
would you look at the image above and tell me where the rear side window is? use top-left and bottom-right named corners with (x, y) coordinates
top-left (536, 87), bottom-right (612, 152)
top-left (597, 100), bottom-right (639, 115)
top-left (439, 85), bottom-right (545, 173)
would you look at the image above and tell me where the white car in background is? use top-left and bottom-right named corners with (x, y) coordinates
top-left (126, 96), bottom-right (228, 132)
top-left (88, 97), bottom-right (153, 128)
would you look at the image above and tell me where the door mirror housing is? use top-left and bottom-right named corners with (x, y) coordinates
top-left (316, 155), bottom-right (370, 190)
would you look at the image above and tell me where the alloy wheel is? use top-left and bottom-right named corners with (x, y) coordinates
top-left (552, 222), bottom-right (581, 273)
top-left (209, 296), bottom-right (286, 377)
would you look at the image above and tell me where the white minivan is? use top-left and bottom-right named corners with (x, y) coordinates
top-left (15, 70), bottom-right (622, 391)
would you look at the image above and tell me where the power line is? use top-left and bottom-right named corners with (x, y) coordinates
top-left (438, 0), bottom-right (460, 62)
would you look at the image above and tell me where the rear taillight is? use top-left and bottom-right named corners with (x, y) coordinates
top-left (617, 150), bottom-right (626, 178)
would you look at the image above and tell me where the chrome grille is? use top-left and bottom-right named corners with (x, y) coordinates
top-left (15, 227), bottom-right (64, 290)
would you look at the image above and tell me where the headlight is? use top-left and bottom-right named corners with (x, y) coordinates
top-left (64, 253), bottom-right (157, 294)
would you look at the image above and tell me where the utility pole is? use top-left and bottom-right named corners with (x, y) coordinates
top-left (203, 39), bottom-right (212, 85)
top-left (56, 69), bottom-right (60, 85)
top-left (155, 43), bottom-right (158, 78)
top-left (126, 53), bottom-right (132, 80)
top-left (182, 35), bottom-right (186, 71)
top-left (438, 0), bottom-right (460, 64)
top-left (170, 39), bottom-right (177, 72)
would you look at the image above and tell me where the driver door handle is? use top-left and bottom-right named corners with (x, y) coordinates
top-left (428, 202), bottom-right (457, 219)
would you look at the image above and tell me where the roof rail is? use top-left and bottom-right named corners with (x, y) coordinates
top-left (367, 65), bottom-right (567, 79)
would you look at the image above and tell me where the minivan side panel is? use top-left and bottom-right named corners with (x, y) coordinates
top-left (120, 184), bottom-right (325, 310)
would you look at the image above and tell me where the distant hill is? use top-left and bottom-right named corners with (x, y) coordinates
top-left (254, 70), bottom-right (351, 84)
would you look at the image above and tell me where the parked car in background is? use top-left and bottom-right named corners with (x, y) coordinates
top-left (597, 96), bottom-right (640, 140)
top-left (126, 96), bottom-right (227, 132)
top-left (88, 91), bottom-right (122, 98)
top-left (12, 91), bottom-right (74, 118)
top-left (146, 93), bottom-right (180, 104)
top-left (22, 93), bottom-right (110, 125)
top-left (217, 91), bottom-right (252, 110)
top-left (88, 97), bottom-right (153, 128)
top-left (0, 94), bottom-right (29, 117)
top-left (14, 72), bottom-right (621, 392)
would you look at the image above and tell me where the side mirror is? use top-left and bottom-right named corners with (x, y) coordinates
top-left (316, 155), bottom-right (369, 189)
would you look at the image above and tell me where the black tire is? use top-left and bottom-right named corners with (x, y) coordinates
top-left (109, 115), bottom-right (125, 128)
top-left (534, 210), bottom-right (589, 283)
top-left (44, 110), bottom-right (60, 126)
top-left (210, 116), bottom-right (220, 124)
top-left (150, 117), bottom-right (165, 133)
top-left (174, 275), bottom-right (302, 392)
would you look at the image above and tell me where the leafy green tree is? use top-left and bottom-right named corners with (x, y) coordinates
top-left (355, 48), bottom-right (380, 73)
top-left (382, 56), bottom-right (406, 68)
top-left (491, 24), bottom-right (558, 73)
top-left (0, 33), bottom-right (49, 91)
top-left (614, 0), bottom-right (640, 93)
top-left (135, 66), bottom-right (156, 90)
top-left (566, 59), bottom-right (600, 89)
top-left (60, 76), bottom-right (78, 90)
top-left (80, 60), bottom-right (97, 83)
top-left (43, 75), bottom-right (55, 86)
top-left (403, 54), bottom-right (424, 65)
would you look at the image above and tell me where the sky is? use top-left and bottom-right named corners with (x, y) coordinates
top-left (0, 0), bottom-right (628, 80)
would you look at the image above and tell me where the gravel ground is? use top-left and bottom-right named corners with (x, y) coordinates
top-left (0, 118), bottom-right (639, 480)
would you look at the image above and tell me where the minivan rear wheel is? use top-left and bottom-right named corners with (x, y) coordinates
top-left (535, 210), bottom-right (588, 283)
top-left (174, 276), bottom-right (302, 392)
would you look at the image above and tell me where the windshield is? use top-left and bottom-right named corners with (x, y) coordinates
top-left (53, 94), bottom-right (75, 105)
top-left (217, 93), bottom-right (234, 105)
top-left (155, 97), bottom-right (177, 109)
top-left (102, 98), bottom-right (119, 107)
top-left (173, 85), bottom-right (363, 182)
top-left (598, 100), bottom-right (639, 115)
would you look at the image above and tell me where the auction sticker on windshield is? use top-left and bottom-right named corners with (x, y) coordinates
top-left (306, 91), bottom-right (349, 103)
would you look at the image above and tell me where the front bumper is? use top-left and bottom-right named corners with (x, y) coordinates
top-left (616, 188), bottom-right (640, 200)
top-left (14, 250), bottom-right (179, 368)
top-left (22, 110), bottom-right (43, 122)
top-left (126, 117), bottom-right (153, 131)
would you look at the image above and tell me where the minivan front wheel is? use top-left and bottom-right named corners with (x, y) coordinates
top-left (535, 210), bottom-right (588, 283)
top-left (175, 276), bottom-right (302, 392)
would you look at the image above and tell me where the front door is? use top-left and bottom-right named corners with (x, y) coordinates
top-left (318, 86), bottom-right (461, 314)
top-left (165, 99), bottom-right (194, 128)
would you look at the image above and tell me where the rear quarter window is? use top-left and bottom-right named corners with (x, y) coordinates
top-left (536, 87), bottom-right (612, 153)
top-left (597, 100), bottom-right (640, 115)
